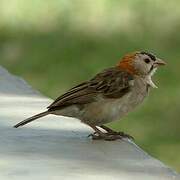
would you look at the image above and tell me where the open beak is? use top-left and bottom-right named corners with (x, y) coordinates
top-left (154, 58), bottom-right (166, 67)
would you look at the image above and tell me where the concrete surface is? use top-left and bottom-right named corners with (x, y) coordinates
top-left (0, 66), bottom-right (179, 180)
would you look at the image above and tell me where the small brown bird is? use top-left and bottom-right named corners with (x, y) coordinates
top-left (14, 51), bottom-right (166, 140)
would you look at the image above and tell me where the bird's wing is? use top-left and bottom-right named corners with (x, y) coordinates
top-left (47, 67), bottom-right (134, 111)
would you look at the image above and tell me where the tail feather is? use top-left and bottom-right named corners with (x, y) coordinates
top-left (14, 111), bottom-right (49, 128)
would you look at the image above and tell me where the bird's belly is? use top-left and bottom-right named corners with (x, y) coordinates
top-left (81, 88), bottom-right (148, 125)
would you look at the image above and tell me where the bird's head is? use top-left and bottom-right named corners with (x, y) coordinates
top-left (117, 51), bottom-right (166, 77)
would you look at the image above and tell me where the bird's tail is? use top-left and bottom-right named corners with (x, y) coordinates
top-left (14, 111), bottom-right (49, 128)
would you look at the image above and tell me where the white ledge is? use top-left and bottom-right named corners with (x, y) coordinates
top-left (0, 66), bottom-right (179, 180)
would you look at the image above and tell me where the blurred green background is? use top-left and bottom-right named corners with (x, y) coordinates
top-left (0, 0), bottom-right (179, 172)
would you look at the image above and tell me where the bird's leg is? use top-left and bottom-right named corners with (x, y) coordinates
top-left (87, 125), bottom-right (107, 140)
top-left (100, 125), bottom-right (134, 140)
top-left (100, 125), bottom-right (116, 133)
top-left (87, 124), bottom-right (124, 141)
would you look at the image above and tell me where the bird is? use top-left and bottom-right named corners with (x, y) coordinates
top-left (14, 51), bottom-right (166, 141)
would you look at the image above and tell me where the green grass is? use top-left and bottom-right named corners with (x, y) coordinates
top-left (0, 0), bottom-right (180, 172)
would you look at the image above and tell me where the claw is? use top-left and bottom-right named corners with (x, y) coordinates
top-left (88, 132), bottom-right (98, 138)
top-left (88, 133), bottom-right (124, 141)
top-left (88, 132), bottom-right (134, 141)
top-left (88, 125), bottom-right (134, 141)
top-left (107, 131), bottom-right (134, 140)
top-left (99, 125), bottom-right (134, 140)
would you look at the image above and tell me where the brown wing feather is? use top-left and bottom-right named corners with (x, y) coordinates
top-left (89, 67), bottom-right (133, 98)
top-left (47, 82), bottom-right (89, 108)
top-left (48, 67), bottom-right (134, 111)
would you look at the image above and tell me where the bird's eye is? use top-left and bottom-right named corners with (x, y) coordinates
top-left (144, 58), bottom-right (150, 63)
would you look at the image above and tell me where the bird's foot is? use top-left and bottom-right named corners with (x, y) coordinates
top-left (106, 131), bottom-right (134, 140)
top-left (99, 125), bottom-right (134, 140)
top-left (87, 124), bottom-right (134, 141)
top-left (88, 132), bottom-right (124, 141)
